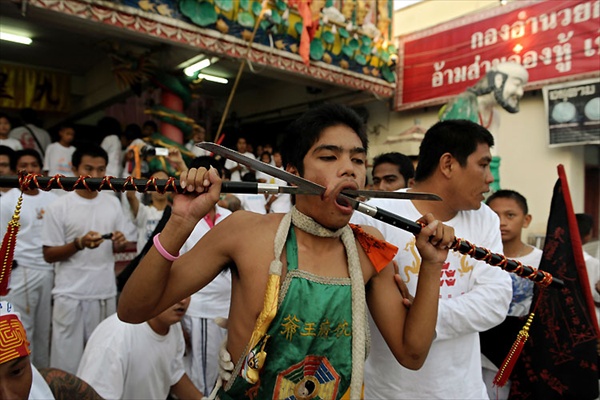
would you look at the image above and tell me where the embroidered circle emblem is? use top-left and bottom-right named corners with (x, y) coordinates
top-left (294, 376), bottom-right (319, 399)
top-left (273, 355), bottom-right (340, 400)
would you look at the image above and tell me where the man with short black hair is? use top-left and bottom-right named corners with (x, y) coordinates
top-left (1, 149), bottom-right (58, 368)
top-left (0, 145), bottom-right (16, 195)
top-left (118, 103), bottom-right (454, 399)
top-left (371, 151), bottom-right (415, 191)
top-left (9, 108), bottom-right (51, 160)
top-left (142, 120), bottom-right (158, 138)
top-left (224, 136), bottom-right (255, 182)
top-left (354, 119), bottom-right (512, 399)
top-left (42, 143), bottom-right (128, 374)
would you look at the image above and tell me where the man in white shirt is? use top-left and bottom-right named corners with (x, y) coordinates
top-left (9, 108), bottom-right (51, 160)
top-left (97, 116), bottom-right (123, 178)
top-left (353, 119), bottom-right (512, 399)
top-left (224, 136), bottom-right (255, 182)
top-left (179, 156), bottom-right (232, 396)
top-left (77, 297), bottom-right (202, 399)
top-left (1, 149), bottom-right (58, 368)
top-left (257, 150), bottom-right (292, 214)
top-left (42, 144), bottom-right (128, 374)
top-left (0, 145), bottom-right (16, 195)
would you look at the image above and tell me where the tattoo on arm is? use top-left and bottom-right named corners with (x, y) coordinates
top-left (38, 368), bottom-right (105, 400)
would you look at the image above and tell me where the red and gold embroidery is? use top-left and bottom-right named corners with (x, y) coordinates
top-left (0, 314), bottom-right (31, 363)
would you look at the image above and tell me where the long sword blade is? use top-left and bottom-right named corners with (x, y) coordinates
top-left (198, 142), bottom-right (326, 194)
top-left (343, 190), bottom-right (441, 201)
top-left (197, 142), bottom-right (441, 201)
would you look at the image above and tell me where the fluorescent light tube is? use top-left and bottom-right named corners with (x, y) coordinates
top-left (0, 32), bottom-right (32, 45)
top-left (197, 74), bottom-right (228, 84)
top-left (184, 58), bottom-right (212, 77)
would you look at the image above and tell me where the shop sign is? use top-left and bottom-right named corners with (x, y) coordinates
top-left (395, 0), bottom-right (600, 110)
top-left (543, 78), bottom-right (600, 147)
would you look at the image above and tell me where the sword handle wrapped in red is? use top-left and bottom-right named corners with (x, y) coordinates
top-left (449, 236), bottom-right (560, 288)
top-left (2, 173), bottom-right (292, 195)
top-left (356, 202), bottom-right (563, 289)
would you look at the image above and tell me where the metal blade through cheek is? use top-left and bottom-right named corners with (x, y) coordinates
top-left (198, 142), bottom-right (326, 195)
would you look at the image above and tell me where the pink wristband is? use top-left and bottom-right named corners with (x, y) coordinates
top-left (153, 233), bottom-right (179, 262)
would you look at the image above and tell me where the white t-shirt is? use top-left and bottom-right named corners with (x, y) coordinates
top-left (181, 205), bottom-right (232, 319)
top-left (43, 142), bottom-right (76, 177)
top-left (134, 204), bottom-right (165, 254)
top-left (508, 246), bottom-right (543, 317)
top-left (270, 194), bottom-right (292, 214)
top-left (255, 170), bottom-right (272, 183)
top-left (10, 124), bottom-right (51, 158)
top-left (237, 193), bottom-right (267, 214)
top-left (29, 363), bottom-right (55, 400)
top-left (352, 193), bottom-right (512, 399)
top-left (120, 192), bottom-right (140, 242)
top-left (101, 135), bottom-right (123, 178)
top-left (256, 168), bottom-right (292, 214)
top-left (42, 192), bottom-right (125, 299)
top-left (583, 240), bottom-right (600, 261)
top-left (584, 250), bottom-right (600, 323)
top-left (185, 141), bottom-right (211, 158)
top-left (0, 137), bottom-right (23, 150)
top-left (0, 189), bottom-right (57, 270)
top-left (224, 151), bottom-right (255, 182)
top-left (77, 313), bottom-right (185, 400)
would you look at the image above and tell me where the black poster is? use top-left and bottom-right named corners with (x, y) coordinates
top-left (544, 78), bottom-right (600, 147)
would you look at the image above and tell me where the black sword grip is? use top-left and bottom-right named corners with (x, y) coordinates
top-left (221, 182), bottom-right (259, 194)
top-left (372, 206), bottom-right (423, 235)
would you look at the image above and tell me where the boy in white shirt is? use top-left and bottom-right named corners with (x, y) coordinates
top-left (43, 125), bottom-right (76, 177)
top-left (0, 112), bottom-right (23, 151)
top-left (224, 136), bottom-right (255, 182)
top-left (480, 189), bottom-right (543, 399)
top-left (77, 297), bottom-right (202, 399)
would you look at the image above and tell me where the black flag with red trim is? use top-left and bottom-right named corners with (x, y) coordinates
top-left (509, 165), bottom-right (599, 399)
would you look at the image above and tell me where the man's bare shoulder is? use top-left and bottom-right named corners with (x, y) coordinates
top-left (353, 223), bottom-right (396, 281)
top-left (357, 223), bottom-right (386, 240)
top-left (214, 211), bottom-right (285, 248)
top-left (219, 210), bottom-right (285, 230)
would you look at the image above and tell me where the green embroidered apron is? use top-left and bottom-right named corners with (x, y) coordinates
top-left (219, 227), bottom-right (353, 399)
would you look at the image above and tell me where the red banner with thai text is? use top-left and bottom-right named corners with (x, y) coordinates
top-left (395, 0), bottom-right (600, 111)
